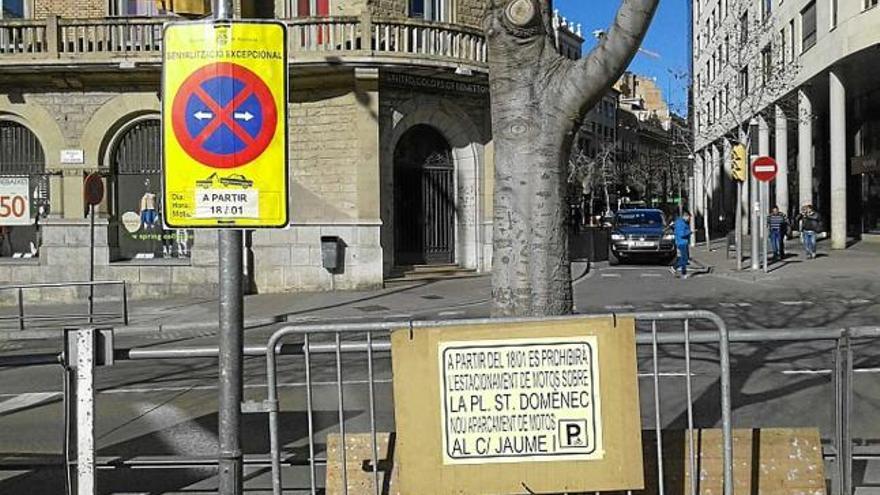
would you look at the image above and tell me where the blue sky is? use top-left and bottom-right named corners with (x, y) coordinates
top-left (555, 0), bottom-right (690, 114)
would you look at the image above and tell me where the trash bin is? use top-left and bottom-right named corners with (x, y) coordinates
top-left (320, 236), bottom-right (346, 273)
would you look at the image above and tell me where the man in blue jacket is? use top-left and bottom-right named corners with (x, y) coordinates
top-left (673, 211), bottom-right (692, 279)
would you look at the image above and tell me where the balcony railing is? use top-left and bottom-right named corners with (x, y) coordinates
top-left (0, 14), bottom-right (488, 70)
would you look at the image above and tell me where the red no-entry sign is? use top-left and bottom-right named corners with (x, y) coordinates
top-left (752, 156), bottom-right (778, 182)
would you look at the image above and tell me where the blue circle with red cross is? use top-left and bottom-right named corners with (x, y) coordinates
top-left (172, 62), bottom-right (277, 169)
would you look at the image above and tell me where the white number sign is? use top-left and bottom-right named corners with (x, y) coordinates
top-left (0, 177), bottom-right (32, 226)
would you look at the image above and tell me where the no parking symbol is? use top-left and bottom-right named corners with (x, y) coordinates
top-left (172, 62), bottom-right (277, 169)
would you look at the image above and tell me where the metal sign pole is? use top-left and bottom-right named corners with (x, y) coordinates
top-left (750, 158), bottom-right (759, 271)
top-left (735, 181), bottom-right (742, 271)
top-left (761, 182), bottom-right (768, 272)
top-left (88, 203), bottom-right (95, 323)
top-left (212, 1), bottom-right (244, 494)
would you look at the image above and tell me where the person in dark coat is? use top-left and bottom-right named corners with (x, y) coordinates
top-left (767, 206), bottom-right (788, 260)
top-left (797, 204), bottom-right (822, 259)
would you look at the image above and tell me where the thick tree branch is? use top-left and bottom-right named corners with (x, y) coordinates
top-left (564, 0), bottom-right (659, 118)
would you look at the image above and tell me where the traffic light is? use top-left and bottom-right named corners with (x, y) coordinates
top-left (730, 144), bottom-right (747, 182)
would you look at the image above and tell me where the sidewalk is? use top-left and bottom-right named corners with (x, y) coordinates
top-left (0, 275), bottom-right (494, 340)
top-left (688, 235), bottom-right (880, 282)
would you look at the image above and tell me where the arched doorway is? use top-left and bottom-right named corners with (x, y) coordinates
top-left (0, 120), bottom-right (48, 258)
top-left (109, 118), bottom-right (192, 261)
top-left (394, 124), bottom-right (455, 266)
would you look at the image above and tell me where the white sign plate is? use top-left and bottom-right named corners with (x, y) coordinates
top-left (439, 336), bottom-right (603, 465)
top-left (60, 149), bottom-right (85, 164)
top-left (0, 177), bottom-right (32, 226)
top-left (194, 189), bottom-right (259, 219)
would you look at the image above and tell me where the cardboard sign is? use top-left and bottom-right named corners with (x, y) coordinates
top-left (391, 317), bottom-right (643, 494)
top-left (162, 20), bottom-right (289, 229)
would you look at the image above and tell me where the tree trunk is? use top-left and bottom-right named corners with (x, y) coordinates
top-left (486, 0), bottom-right (658, 317)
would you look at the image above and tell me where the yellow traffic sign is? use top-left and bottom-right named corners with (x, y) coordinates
top-left (162, 20), bottom-right (288, 228)
top-left (731, 144), bottom-right (747, 182)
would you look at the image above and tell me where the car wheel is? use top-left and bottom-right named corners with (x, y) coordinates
top-left (608, 248), bottom-right (620, 266)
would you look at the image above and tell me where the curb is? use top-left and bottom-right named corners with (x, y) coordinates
top-left (0, 315), bottom-right (285, 341)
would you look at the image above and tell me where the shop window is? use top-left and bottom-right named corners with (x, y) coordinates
top-left (0, 0), bottom-right (26, 18)
top-left (0, 121), bottom-right (49, 259)
top-left (110, 119), bottom-right (192, 261)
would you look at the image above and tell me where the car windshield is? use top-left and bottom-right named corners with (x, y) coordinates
top-left (615, 211), bottom-right (664, 227)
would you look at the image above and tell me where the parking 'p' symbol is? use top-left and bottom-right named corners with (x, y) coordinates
top-left (567, 424), bottom-right (582, 445)
top-left (559, 419), bottom-right (589, 448)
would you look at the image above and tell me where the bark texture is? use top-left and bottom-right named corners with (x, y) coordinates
top-left (487, 0), bottom-right (659, 316)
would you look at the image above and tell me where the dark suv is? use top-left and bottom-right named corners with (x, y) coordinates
top-left (608, 209), bottom-right (676, 265)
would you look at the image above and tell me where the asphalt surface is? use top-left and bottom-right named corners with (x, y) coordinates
top-left (2, 244), bottom-right (880, 494)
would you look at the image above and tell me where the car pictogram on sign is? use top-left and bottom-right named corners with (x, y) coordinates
top-left (171, 62), bottom-right (278, 169)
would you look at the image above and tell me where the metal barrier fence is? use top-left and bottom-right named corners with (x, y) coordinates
top-left (263, 311), bottom-right (734, 495)
top-left (2, 314), bottom-right (878, 495)
top-left (0, 280), bottom-right (128, 330)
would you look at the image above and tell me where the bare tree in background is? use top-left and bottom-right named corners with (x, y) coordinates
top-left (487, 0), bottom-right (658, 316)
top-left (568, 136), bottom-right (617, 220)
top-left (692, 0), bottom-right (803, 250)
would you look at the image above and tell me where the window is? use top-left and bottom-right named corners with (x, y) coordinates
top-left (761, 45), bottom-right (772, 85)
top-left (110, 119), bottom-right (192, 261)
top-left (867, 0), bottom-right (879, 10)
top-left (109, 0), bottom-right (162, 16)
top-left (409, 0), bottom-right (450, 21)
top-left (739, 13), bottom-right (749, 46)
top-left (788, 19), bottom-right (796, 60)
top-left (830, 0), bottom-right (838, 28)
top-left (724, 35), bottom-right (730, 62)
top-left (739, 66), bottom-right (749, 97)
top-left (779, 28), bottom-right (787, 63)
top-left (763, 0), bottom-right (772, 20)
top-left (801, 1), bottom-right (817, 52)
top-left (296, 0), bottom-right (330, 16)
top-left (0, 121), bottom-right (49, 259)
top-left (0, 0), bottom-right (26, 18)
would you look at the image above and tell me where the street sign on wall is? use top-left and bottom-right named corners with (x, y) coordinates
top-left (162, 20), bottom-right (289, 229)
top-left (0, 177), bottom-right (32, 226)
top-left (752, 156), bottom-right (778, 182)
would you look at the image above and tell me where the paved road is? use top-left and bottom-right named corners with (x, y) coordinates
top-left (3, 251), bottom-right (880, 493)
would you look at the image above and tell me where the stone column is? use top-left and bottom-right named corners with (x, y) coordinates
top-left (694, 151), bottom-right (704, 217)
top-left (775, 105), bottom-right (789, 215)
top-left (798, 90), bottom-right (813, 208)
top-left (712, 143), bottom-right (723, 218)
top-left (829, 71), bottom-right (847, 249)
top-left (758, 116), bottom-right (770, 157)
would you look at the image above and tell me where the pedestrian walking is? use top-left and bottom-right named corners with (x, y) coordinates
top-left (767, 205), bottom-right (788, 260)
top-left (671, 211), bottom-right (692, 279)
top-left (797, 205), bottom-right (822, 259)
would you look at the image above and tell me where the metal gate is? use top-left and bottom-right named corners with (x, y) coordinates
top-left (394, 125), bottom-right (455, 266)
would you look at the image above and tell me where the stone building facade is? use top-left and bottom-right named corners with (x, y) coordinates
top-left (0, 0), bottom-right (582, 303)
top-left (691, 0), bottom-right (880, 245)
top-left (0, 0), bottom-right (500, 303)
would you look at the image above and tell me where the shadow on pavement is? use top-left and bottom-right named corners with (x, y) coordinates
top-left (0, 409), bottom-right (352, 494)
